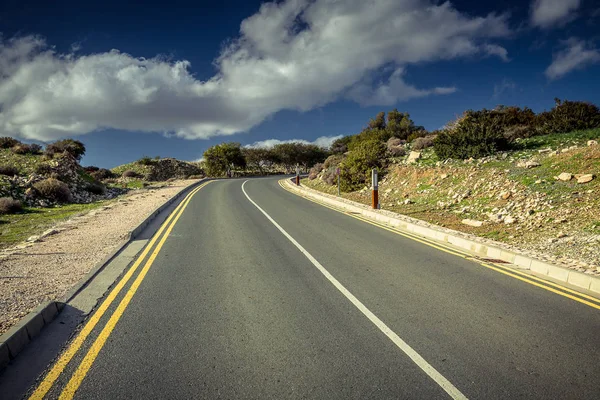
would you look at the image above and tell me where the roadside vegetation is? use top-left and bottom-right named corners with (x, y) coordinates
top-left (298, 98), bottom-right (599, 273)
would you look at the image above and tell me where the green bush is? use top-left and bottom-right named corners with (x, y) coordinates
top-left (433, 124), bottom-right (509, 160)
top-left (137, 156), bottom-right (155, 165)
top-left (0, 165), bottom-right (19, 176)
top-left (339, 139), bottom-right (386, 192)
top-left (46, 139), bottom-right (86, 161)
top-left (35, 164), bottom-right (53, 176)
top-left (33, 178), bottom-right (73, 203)
top-left (0, 137), bottom-right (21, 149)
top-left (308, 163), bottom-right (324, 180)
top-left (536, 98), bottom-right (600, 134)
top-left (0, 197), bottom-right (22, 214)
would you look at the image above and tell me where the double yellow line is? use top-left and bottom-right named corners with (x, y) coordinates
top-left (279, 180), bottom-right (600, 311)
top-left (30, 180), bottom-right (211, 400)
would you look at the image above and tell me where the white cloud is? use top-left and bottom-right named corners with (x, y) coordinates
top-left (483, 44), bottom-right (510, 62)
top-left (0, 0), bottom-right (510, 142)
top-left (531, 0), bottom-right (580, 29)
top-left (545, 38), bottom-right (600, 80)
top-left (245, 135), bottom-right (343, 149)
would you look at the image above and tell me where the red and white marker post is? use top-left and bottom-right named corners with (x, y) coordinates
top-left (371, 168), bottom-right (379, 209)
top-left (295, 165), bottom-right (300, 186)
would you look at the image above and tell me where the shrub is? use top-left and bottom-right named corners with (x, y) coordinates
top-left (45, 139), bottom-right (86, 161)
top-left (35, 164), bottom-right (54, 175)
top-left (387, 145), bottom-right (406, 157)
top-left (412, 135), bottom-right (436, 150)
top-left (433, 124), bottom-right (509, 160)
top-left (308, 163), bottom-right (324, 180)
top-left (502, 125), bottom-right (538, 142)
top-left (536, 98), bottom-right (600, 134)
top-left (122, 170), bottom-right (141, 178)
top-left (188, 174), bottom-right (204, 179)
top-left (323, 154), bottom-right (345, 170)
top-left (137, 156), bottom-right (155, 165)
top-left (84, 166), bottom-right (100, 172)
top-left (11, 143), bottom-right (42, 155)
top-left (406, 130), bottom-right (427, 143)
top-left (0, 197), bottom-right (22, 214)
top-left (339, 139), bottom-right (386, 192)
top-left (90, 168), bottom-right (115, 180)
top-left (0, 165), bottom-right (19, 176)
top-left (0, 137), bottom-right (21, 149)
top-left (85, 182), bottom-right (106, 195)
top-left (33, 178), bottom-right (72, 203)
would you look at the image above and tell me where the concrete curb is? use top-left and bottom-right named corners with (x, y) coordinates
top-left (284, 179), bottom-right (600, 296)
top-left (0, 178), bottom-right (209, 370)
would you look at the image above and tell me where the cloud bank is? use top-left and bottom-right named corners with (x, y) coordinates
top-left (545, 38), bottom-right (600, 80)
top-left (245, 135), bottom-right (343, 149)
top-left (531, 0), bottom-right (580, 29)
top-left (0, 0), bottom-right (510, 141)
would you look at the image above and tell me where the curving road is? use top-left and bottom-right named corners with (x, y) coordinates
top-left (18, 177), bottom-right (600, 399)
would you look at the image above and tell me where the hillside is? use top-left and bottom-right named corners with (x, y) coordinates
top-left (111, 157), bottom-right (203, 182)
top-left (304, 129), bottom-right (600, 273)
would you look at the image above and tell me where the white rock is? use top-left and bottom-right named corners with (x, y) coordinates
top-left (407, 151), bottom-right (421, 164)
top-left (577, 174), bottom-right (594, 184)
top-left (461, 219), bottom-right (484, 227)
top-left (504, 215), bottom-right (516, 224)
top-left (557, 173), bottom-right (573, 182)
top-left (588, 140), bottom-right (598, 147)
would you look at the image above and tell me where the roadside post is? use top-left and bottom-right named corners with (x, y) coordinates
top-left (295, 164), bottom-right (300, 186)
top-left (371, 168), bottom-right (379, 209)
top-left (336, 167), bottom-right (340, 196)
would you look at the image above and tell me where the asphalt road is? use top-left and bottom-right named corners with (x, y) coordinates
top-left (25, 177), bottom-right (600, 399)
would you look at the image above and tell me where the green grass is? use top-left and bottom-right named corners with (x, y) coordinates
top-left (106, 179), bottom-right (146, 189)
top-left (513, 128), bottom-right (600, 151)
top-left (111, 162), bottom-right (151, 178)
top-left (0, 148), bottom-right (48, 176)
top-left (0, 201), bottom-right (109, 249)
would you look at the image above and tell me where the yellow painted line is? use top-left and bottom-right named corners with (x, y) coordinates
top-left (58, 180), bottom-right (205, 400)
top-left (29, 181), bottom-right (211, 400)
top-left (279, 180), bottom-right (600, 310)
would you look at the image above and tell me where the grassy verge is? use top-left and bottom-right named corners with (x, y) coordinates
top-left (0, 201), bottom-right (110, 249)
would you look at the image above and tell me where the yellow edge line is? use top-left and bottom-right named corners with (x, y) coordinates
top-left (58, 180), bottom-right (204, 399)
top-left (29, 181), bottom-right (211, 400)
top-left (278, 180), bottom-right (600, 310)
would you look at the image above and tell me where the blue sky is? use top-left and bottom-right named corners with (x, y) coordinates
top-left (1, 0), bottom-right (599, 168)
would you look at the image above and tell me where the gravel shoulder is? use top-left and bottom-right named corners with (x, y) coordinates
top-left (0, 179), bottom-right (200, 335)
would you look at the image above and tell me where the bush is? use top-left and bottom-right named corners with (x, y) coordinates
top-left (0, 197), bottom-right (22, 214)
top-left (536, 98), bottom-right (600, 134)
top-left (45, 139), bottom-right (86, 161)
top-left (412, 135), bottom-right (436, 150)
top-left (122, 170), bottom-right (141, 178)
top-left (339, 139), bottom-right (386, 192)
top-left (387, 145), bottom-right (406, 157)
top-left (35, 164), bottom-right (53, 176)
top-left (406, 131), bottom-right (427, 143)
top-left (33, 178), bottom-right (72, 203)
top-left (188, 174), bottom-right (204, 179)
top-left (0, 165), bottom-right (19, 176)
top-left (84, 166), bottom-right (100, 172)
top-left (308, 163), bottom-right (324, 180)
top-left (90, 168), bottom-right (115, 180)
top-left (85, 182), bottom-right (106, 195)
top-left (433, 124), bottom-right (510, 160)
top-left (502, 125), bottom-right (538, 142)
top-left (323, 154), bottom-right (345, 170)
top-left (11, 143), bottom-right (42, 155)
top-left (0, 137), bottom-right (21, 149)
top-left (137, 156), bottom-right (155, 166)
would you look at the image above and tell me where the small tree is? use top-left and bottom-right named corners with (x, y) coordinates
top-left (339, 139), bottom-right (386, 192)
top-left (203, 142), bottom-right (246, 176)
top-left (46, 139), bottom-right (86, 161)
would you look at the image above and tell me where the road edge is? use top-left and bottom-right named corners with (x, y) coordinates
top-left (0, 178), bottom-right (210, 370)
top-left (283, 179), bottom-right (600, 297)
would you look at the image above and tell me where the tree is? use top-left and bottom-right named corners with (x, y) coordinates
top-left (368, 112), bottom-right (386, 130)
top-left (339, 139), bottom-right (386, 192)
top-left (46, 139), bottom-right (86, 161)
top-left (242, 147), bottom-right (271, 174)
top-left (203, 142), bottom-right (246, 176)
top-left (386, 109), bottom-right (423, 140)
top-left (330, 135), bottom-right (353, 154)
